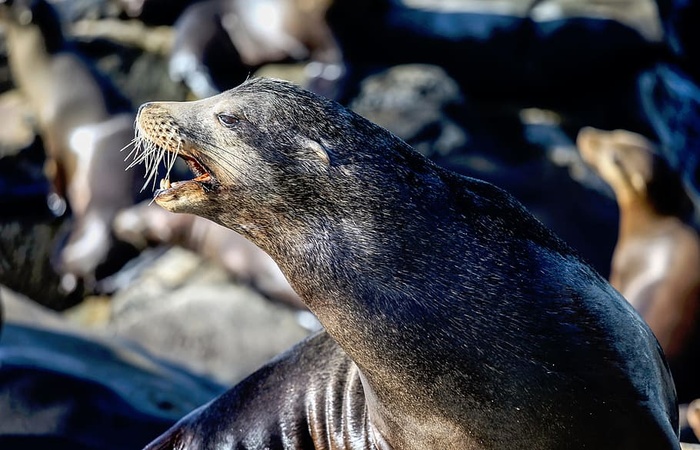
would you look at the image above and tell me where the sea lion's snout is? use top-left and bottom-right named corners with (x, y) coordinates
top-left (576, 127), bottom-right (656, 196)
top-left (576, 126), bottom-right (602, 163)
top-left (129, 101), bottom-right (217, 214)
top-left (136, 103), bottom-right (185, 150)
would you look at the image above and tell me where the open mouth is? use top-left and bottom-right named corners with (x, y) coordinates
top-left (156, 152), bottom-right (217, 193)
top-left (125, 128), bottom-right (219, 199)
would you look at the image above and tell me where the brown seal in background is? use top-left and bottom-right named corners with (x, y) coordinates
top-left (168, 0), bottom-right (343, 98)
top-left (131, 78), bottom-right (678, 449)
top-left (577, 126), bottom-right (700, 404)
top-left (0, 0), bottom-right (138, 287)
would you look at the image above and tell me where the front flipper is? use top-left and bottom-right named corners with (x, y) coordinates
top-left (144, 331), bottom-right (375, 450)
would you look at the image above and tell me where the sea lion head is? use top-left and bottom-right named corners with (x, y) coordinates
top-left (0, 0), bottom-right (30, 26)
top-left (577, 126), bottom-right (692, 217)
top-left (131, 77), bottom-right (409, 252)
top-left (576, 126), bottom-right (656, 198)
top-left (0, 0), bottom-right (65, 52)
top-left (0, 0), bottom-right (54, 27)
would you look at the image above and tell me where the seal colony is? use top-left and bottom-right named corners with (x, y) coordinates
top-left (0, 0), bottom-right (138, 286)
top-left (128, 78), bottom-right (679, 449)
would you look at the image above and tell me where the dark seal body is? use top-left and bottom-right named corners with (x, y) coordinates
top-left (132, 78), bottom-right (679, 449)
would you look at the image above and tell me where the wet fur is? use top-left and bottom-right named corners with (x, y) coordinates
top-left (131, 78), bottom-right (679, 449)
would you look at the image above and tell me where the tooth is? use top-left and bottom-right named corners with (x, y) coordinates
top-left (160, 178), bottom-right (171, 190)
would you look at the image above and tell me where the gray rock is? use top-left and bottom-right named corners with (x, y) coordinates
top-left (0, 286), bottom-right (224, 450)
top-left (107, 247), bottom-right (311, 385)
top-left (350, 64), bottom-right (467, 159)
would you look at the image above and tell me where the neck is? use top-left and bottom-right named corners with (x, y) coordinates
top-left (616, 192), bottom-right (664, 240)
top-left (248, 194), bottom-right (478, 383)
top-left (231, 193), bottom-right (432, 353)
top-left (213, 168), bottom-right (585, 445)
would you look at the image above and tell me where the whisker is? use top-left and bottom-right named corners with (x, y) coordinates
top-left (145, 144), bottom-right (167, 192)
top-left (124, 125), bottom-right (173, 192)
top-left (126, 121), bottom-right (261, 193)
top-left (120, 138), bottom-right (137, 155)
top-left (125, 141), bottom-right (150, 169)
top-left (163, 129), bottom-right (180, 183)
top-left (125, 140), bottom-right (150, 170)
top-left (207, 141), bottom-right (257, 180)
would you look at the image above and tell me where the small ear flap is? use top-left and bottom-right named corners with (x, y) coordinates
top-left (305, 138), bottom-right (331, 166)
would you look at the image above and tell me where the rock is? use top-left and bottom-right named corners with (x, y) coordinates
top-left (113, 201), bottom-right (304, 308)
top-left (0, 218), bottom-right (85, 311)
top-left (350, 64), bottom-right (467, 159)
top-left (328, 0), bottom-right (662, 122)
top-left (107, 247), bottom-right (311, 384)
top-left (638, 64), bottom-right (700, 223)
top-left (0, 286), bottom-right (224, 450)
top-left (656, 0), bottom-right (700, 81)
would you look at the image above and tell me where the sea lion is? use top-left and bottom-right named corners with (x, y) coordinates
top-left (687, 399), bottom-right (700, 441)
top-left (130, 78), bottom-right (679, 449)
top-left (117, 0), bottom-right (198, 26)
top-left (0, 0), bottom-right (139, 286)
top-left (168, 0), bottom-right (342, 99)
top-left (577, 126), bottom-right (700, 403)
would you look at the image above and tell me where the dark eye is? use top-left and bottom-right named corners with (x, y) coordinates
top-left (217, 114), bottom-right (240, 128)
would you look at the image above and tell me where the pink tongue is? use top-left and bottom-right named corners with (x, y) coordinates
top-left (194, 173), bottom-right (211, 182)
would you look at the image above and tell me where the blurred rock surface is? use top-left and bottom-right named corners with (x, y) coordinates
top-left (0, 286), bottom-right (225, 450)
top-left (102, 246), bottom-right (311, 385)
